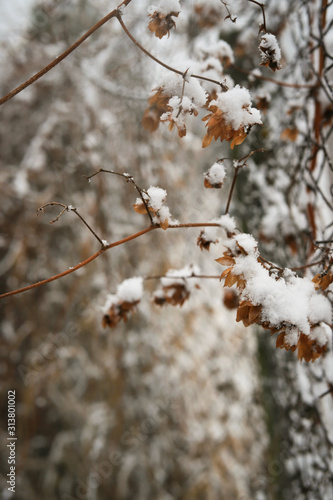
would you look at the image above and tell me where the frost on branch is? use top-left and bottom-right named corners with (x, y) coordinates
top-left (217, 234), bottom-right (332, 361)
top-left (147, 1), bottom-right (181, 39)
top-left (143, 74), bottom-right (207, 137)
top-left (202, 85), bottom-right (262, 149)
top-left (153, 264), bottom-right (200, 306)
top-left (259, 33), bottom-right (282, 72)
top-left (204, 161), bottom-right (226, 188)
top-left (102, 277), bottom-right (143, 328)
top-left (133, 186), bottom-right (175, 229)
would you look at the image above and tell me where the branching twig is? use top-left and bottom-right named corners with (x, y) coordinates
top-left (220, 1), bottom-right (237, 23)
top-left (37, 202), bottom-right (106, 246)
top-left (0, 222), bottom-right (222, 299)
top-left (116, 13), bottom-right (228, 91)
top-left (84, 168), bottom-right (154, 224)
top-left (247, 0), bottom-right (267, 33)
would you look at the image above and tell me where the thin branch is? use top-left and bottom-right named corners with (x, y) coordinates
top-left (220, 1), bottom-right (237, 23)
top-left (84, 168), bottom-right (154, 224)
top-left (145, 274), bottom-right (221, 281)
top-left (0, 222), bottom-right (221, 299)
top-left (116, 13), bottom-right (228, 91)
top-left (225, 165), bottom-right (240, 215)
top-left (318, 386), bottom-right (333, 399)
top-left (247, 0), bottom-right (267, 33)
top-left (37, 202), bottom-right (106, 246)
top-left (225, 149), bottom-right (265, 214)
top-left (231, 64), bottom-right (316, 89)
top-left (238, 148), bottom-right (267, 164)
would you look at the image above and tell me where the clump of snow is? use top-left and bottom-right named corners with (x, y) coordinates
top-left (135, 185), bottom-right (178, 227)
top-left (195, 38), bottom-right (234, 65)
top-left (214, 214), bottom-right (237, 234)
top-left (232, 245), bottom-right (331, 335)
top-left (157, 73), bottom-right (207, 109)
top-left (148, 0), bottom-right (181, 16)
top-left (235, 233), bottom-right (258, 256)
top-left (161, 264), bottom-right (200, 290)
top-left (309, 323), bottom-right (331, 347)
top-left (147, 186), bottom-right (167, 211)
top-left (259, 33), bottom-right (282, 70)
top-left (102, 277), bottom-right (144, 313)
top-left (211, 85), bottom-right (262, 129)
top-left (117, 277), bottom-right (144, 303)
top-left (204, 162), bottom-right (226, 187)
top-left (200, 227), bottom-right (218, 243)
top-left (156, 73), bottom-right (207, 137)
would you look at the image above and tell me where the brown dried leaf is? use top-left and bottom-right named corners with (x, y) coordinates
top-left (312, 272), bottom-right (333, 291)
top-left (280, 127), bottom-right (299, 142)
top-left (223, 289), bottom-right (239, 309)
top-left (202, 107), bottom-right (248, 149)
top-left (163, 283), bottom-right (190, 306)
top-left (216, 255), bottom-right (235, 266)
top-left (194, 5), bottom-right (222, 28)
top-left (197, 230), bottom-right (218, 251)
top-left (102, 300), bottom-right (140, 329)
top-left (148, 11), bottom-right (179, 39)
top-left (142, 87), bottom-right (171, 133)
top-left (224, 271), bottom-right (239, 287)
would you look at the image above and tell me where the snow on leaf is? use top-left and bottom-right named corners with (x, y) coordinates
top-left (202, 86), bottom-right (262, 149)
top-left (259, 33), bottom-right (282, 72)
top-left (147, 1), bottom-right (181, 39)
top-left (204, 162), bottom-right (226, 189)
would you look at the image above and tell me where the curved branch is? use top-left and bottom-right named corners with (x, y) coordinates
top-left (117, 14), bottom-right (228, 90)
top-left (0, 0), bottom-right (132, 106)
top-left (0, 223), bottom-right (221, 299)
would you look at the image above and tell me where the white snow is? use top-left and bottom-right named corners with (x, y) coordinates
top-left (204, 162), bottom-right (226, 186)
top-left (210, 86), bottom-right (262, 129)
top-left (235, 233), bottom-right (258, 255)
top-left (230, 238), bottom-right (332, 336)
top-left (155, 73), bottom-right (207, 109)
top-left (102, 294), bottom-right (118, 314)
top-left (117, 277), bottom-right (144, 303)
top-left (147, 186), bottom-right (167, 211)
top-left (214, 214), bottom-right (237, 233)
top-left (161, 264), bottom-right (200, 290)
top-left (259, 33), bottom-right (282, 64)
top-left (148, 0), bottom-right (181, 16)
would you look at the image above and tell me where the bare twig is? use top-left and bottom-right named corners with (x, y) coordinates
top-left (37, 202), bottom-right (105, 246)
top-left (220, 1), bottom-right (237, 23)
top-left (0, 0), bottom-right (133, 106)
top-left (84, 168), bottom-right (154, 225)
top-left (116, 13), bottom-right (228, 91)
top-left (0, 222), bottom-right (222, 299)
top-left (225, 149), bottom-right (265, 214)
top-left (145, 274), bottom-right (221, 281)
top-left (247, 0), bottom-right (267, 33)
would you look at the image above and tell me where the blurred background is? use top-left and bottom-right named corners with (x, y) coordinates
top-left (0, 1), bottom-right (333, 499)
